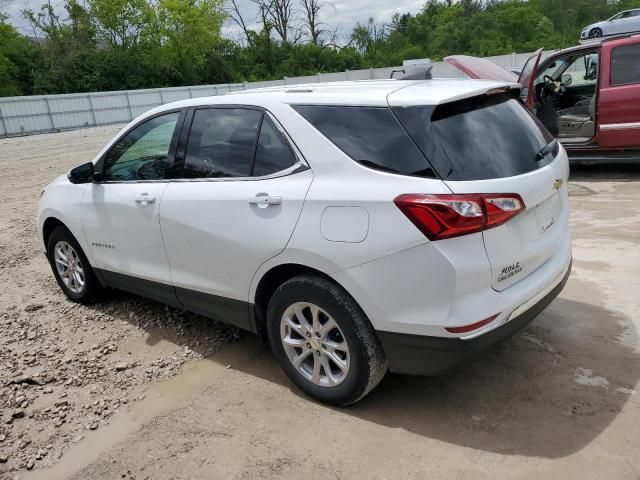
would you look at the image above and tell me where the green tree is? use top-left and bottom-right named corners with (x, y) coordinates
top-left (157, 0), bottom-right (227, 85)
top-left (23, 1), bottom-right (99, 94)
top-left (90, 0), bottom-right (152, 49)
top-left (0, 13), bottom-right (27, 96)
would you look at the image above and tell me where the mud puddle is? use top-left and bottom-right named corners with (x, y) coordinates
top-left (24, 336), bottom-right (263, 480)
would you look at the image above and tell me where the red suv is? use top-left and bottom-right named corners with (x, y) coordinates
top-left (446, 34), bottom-right (640, 163)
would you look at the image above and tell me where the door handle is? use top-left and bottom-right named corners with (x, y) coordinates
top-left (134, 193), bottom-right (156, 205)
top-left (249, 194), bottom-right (282, 207)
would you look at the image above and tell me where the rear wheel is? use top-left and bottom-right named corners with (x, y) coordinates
top-left (267, 275), bottom-right (387, 406)
top-left (589, 27), bottom-right (603, 38)
top-left (46, 226), bottom-right (104, 303)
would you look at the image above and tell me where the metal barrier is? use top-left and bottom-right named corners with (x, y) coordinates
top-left (0, 52), bottom-right (534, 138)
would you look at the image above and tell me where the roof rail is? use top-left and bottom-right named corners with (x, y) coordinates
top-left (579, 32), bottom-right (640, 45)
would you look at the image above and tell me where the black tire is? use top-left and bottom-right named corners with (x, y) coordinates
top-left (589, 28), bottom-right (603, 38)
top-left (266, 274), bottom-right (387, 406)
top-left (46, 225), bottom-right (104, 304)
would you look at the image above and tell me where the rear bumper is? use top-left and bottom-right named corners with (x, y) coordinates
top-left (377, 259), bottom-right (571, 376)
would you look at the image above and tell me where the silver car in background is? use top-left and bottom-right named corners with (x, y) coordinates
top-left (581, 9), bottom-right (640, 39)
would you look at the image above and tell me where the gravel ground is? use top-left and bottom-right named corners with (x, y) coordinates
top-left (0, 127), bottom-right (240, 476)
top-left (1, 127), bottom-right (640, 480)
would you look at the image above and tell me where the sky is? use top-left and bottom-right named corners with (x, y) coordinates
top-left (1, 0), bottom-right (425, 40)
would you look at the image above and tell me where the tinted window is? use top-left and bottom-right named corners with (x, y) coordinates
top-left (611, 44), bottom-right (640, 86)
top-left (293, 105), bottom-right (435, 177)
top-left (103, 112), bottom-right (179, 181)
top-left (183, 108), bottom-right (262, 178)
top-left (394, 95), bottom-right (555, 181)
top-left (253, 116), bottom-right (297, 176)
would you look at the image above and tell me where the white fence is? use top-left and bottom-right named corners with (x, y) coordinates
top-left (0, 52), bottom-right (536, 138)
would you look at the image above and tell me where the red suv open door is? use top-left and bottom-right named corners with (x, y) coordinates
top-left (517, 49), bottom-right (543, 108)
top-left (597, 36), bottom-right (640, 148)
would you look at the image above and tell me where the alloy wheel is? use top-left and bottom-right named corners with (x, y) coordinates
top-left (280, 302), bottom-right (350, 387)
top-left (590, 28), bottom-right (603, 38)
top-left (54, 241), bottom-right (85, 294)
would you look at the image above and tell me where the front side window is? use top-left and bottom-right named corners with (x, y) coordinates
top-left (102, 112), bottom-right (180, 181)
top-left (183, 108), bottom-right (262, 178)
top-left (253, 116), bottom-right (298, 177)
top-left (566, 53), bottom-right (599, 86)
top-left (293, 105), bottom-right (435, 177)
top-left (535, 53), bottom-right (598, 87)
top-left (611, 11), bottom-right (631, 21)
top-left (611, 44), bottom-right (640, 86)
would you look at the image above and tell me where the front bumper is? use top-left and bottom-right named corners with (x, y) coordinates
top-left (377, 259), bottom-right (572, 376)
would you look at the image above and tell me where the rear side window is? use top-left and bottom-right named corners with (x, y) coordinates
top-left (293, 105), bottom-right (436, 177)
top-left (253, 116), bottom-right (298, 176)
top-left (611, 44), bottom-right (640, 86)
top-left (393, 94), bottom-right (555, 181)
top-left (183, 108), bottom-right (262, 178)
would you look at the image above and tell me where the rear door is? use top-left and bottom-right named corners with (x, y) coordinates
top-left (597, 38), bottom-right (640, 148)
top-left (391, 93), bottom-right (570, 291)
top-left (159, 106), bottom-right (312, 329)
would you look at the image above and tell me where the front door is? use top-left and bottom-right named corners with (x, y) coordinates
top-left (159, 107), bottom-right (313, 329)
top-left (597, 39), bottom-right (640, 148)
top-left (82, 111), bottom-right (183, 304)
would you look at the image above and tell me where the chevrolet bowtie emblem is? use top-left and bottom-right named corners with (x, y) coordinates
top-left (553, 178), bottom-right (564, 190)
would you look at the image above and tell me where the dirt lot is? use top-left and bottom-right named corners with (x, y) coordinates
top-left (1, 126), bottom-right (639, 480)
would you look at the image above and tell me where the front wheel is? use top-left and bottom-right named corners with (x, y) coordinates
top-left (46, 225), bottom-right (104, 303)
top-left (267, 275), bottom-right (387, 406)
top-left (589, 28), bottom-right (603, 38)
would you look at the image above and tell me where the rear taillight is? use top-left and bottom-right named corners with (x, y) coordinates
top-left (394, 193), bottom-right (524, 241)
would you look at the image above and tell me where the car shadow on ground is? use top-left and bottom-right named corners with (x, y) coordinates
top-left (570, 163), bottom-right (640, 182)
top-left (86, 290), bottom-right (640, 461)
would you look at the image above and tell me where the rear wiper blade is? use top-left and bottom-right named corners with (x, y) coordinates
top-left (535, 139), bottom-right (558, 162)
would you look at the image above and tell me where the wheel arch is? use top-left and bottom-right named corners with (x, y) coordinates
top-left (252, 262), bottom-right (345, 340)
top-left (42, 216), bottom-right (68, 253)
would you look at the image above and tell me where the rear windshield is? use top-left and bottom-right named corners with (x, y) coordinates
top-left (393, 94), bottom-right (556, 180)
top-left (292, 105), bottom-right (436, 178)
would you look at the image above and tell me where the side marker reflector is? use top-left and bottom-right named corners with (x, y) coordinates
top-left (445, 314), bottom-right (500, 334)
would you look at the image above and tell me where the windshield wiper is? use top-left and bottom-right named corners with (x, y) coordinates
top-left (535, 139), bottom-right (558, 162)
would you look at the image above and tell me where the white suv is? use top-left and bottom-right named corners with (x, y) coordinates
top-left (38, 79), bottom-right (572, 405)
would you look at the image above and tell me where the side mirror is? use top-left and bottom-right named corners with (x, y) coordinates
top-left (68, 162), bottom-right (95, 184)
top-left (561, 73), bottom-right (572, 86)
